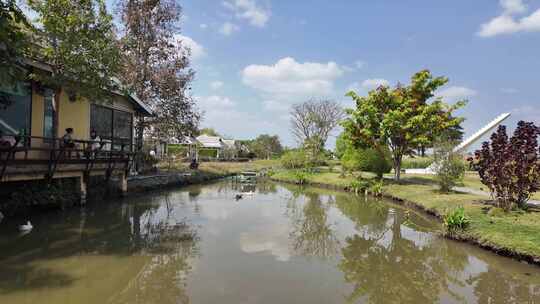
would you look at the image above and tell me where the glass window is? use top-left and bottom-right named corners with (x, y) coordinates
top-left (0, 80), bottom-right (31, 137)
top-left (43, 89), bottom-right (56, 138)
top-left (113, 109), bottom-right (132, 145)
top-left (90, 104), bottom-right (133, 150)
top-left (90, 104), bottom-right (113, 139)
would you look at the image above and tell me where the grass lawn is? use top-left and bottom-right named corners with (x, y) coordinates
top-left (271, 169), bottom-right (540, 260)
top-left (158, 159), bottom-right (281, 175)
top-left (395, 172), bottom-right (540, 201)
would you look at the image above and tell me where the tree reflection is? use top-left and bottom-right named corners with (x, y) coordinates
top-left (288, 191), bottom-right (339, 258)
top-left (0, 192), bottom-right (200, 304)
top-left (336, 196), bottom-right (470, 303)
top-left (467, 266), bottom-right (540, 303)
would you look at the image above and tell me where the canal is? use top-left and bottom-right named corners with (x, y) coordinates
top-left (1, 179), bottom-right (539, 303)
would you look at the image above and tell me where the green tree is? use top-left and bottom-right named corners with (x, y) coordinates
top-left (342, 70), bottom-right (466, 180)
top-left (249, 134), bottom-right (283, 159)
top-left (433, 137), bottom-right (465, 193)
top-left (0, 0), bottom-right (31, 88)
top-left (27, 0), bottom-right (122, 101)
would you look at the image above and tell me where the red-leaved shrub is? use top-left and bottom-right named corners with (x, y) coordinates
top-left (471, 121), bottom-right (540, 210)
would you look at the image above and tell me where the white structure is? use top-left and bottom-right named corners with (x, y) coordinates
top-left (405, 112), bottom-right (512, 175)
top-left (453, 113), bottom-right (511, 153)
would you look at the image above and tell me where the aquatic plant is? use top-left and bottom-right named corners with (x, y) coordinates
top-left (443, 206), bottom-right (470, 232)
top-left (292, 170), bottom-right (311, 185)
top-left (348, 179), bottom-right (371, 194)
top-left (369, 180), bottom-right (384, 197)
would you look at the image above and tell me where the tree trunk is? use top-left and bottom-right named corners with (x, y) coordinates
top-left (393, 155), bottom-right (402, 181)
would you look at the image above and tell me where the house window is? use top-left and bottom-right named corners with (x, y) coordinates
top-left (90, 104), bottom-right (133, 150)
top-left (43, 89), bottom-right (56, 138)
top-left (0, 80), bottom-right (31, 137)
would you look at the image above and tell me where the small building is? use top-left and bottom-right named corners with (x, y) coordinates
top-left (196, 134), bottom-right (225, 159)
top-left (0, 61), bottom-right (152, 201)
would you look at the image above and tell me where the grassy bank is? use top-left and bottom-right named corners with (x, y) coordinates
top-left (158, 159), bottom-right (280, 175)
top-left (271, 169), bottom-right (540, 264)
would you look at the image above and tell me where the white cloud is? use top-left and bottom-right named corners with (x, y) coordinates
top-left (354, 60), bottom-right (366, 69)
top-left (501, 0), bottom-right (527, 14)
top-left (437, 86), bottom-right (477, 101)
top-left (174, 34), bottom-right (206, 60)
top-left (200, 23), bottom-right (208, 29)
top-left (346, 78), bottom-right (390, 94)
top-left (242, 57), bottom-right (344, 97)
top-left (361, 78), bottom-right (390, 90)
top-left (195, 95), bottom-right (235, 109)
top-left (210, 81), bottom-right (224, 90)
top-left (478, 0), bottom-right (540, 37)
top-left (263, 99), bottom-right (290, 112)
top-left (219, 22), bottom-right (240, 36)
top-left (223, 0), bottom-right (270, 27)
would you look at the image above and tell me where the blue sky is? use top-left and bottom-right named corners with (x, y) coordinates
top-left (170, 0), bottom-right (540, 149)
top-left (27, 0), bottom-right (540, 149)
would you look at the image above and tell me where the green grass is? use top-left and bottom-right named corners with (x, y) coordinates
top-left (394, 172), bottom-right (540, 201)
top-left (159, 159), bottom-right (281, 175)
top-left (401, 156), bottom-right (434, 169)
top-left (271, 169), bottom-right (540, 260)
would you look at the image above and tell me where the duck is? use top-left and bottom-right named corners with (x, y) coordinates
top-left (19, 221), bottom-right (33, 232)
top-left (235, 194), bottom-right (243, 200)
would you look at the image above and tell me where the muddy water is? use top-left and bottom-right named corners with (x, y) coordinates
top-left (0, 179), bottom-right (539, 303)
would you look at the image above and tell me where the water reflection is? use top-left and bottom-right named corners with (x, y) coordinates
top-left (287, 191), bottom-right (340, 258)
top-left (0, 192), bottom-right (199, 304)
top-left (0, 180), bottom-right (539, 304)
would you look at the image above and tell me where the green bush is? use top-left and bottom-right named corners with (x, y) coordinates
top-left (401, 156), bottom-right (434, 169)
top-left (369, 180), bottom-right (384, 197)
top-left (433, 140), bottom-right (465, 193)
top-left (168, 144), bottom-right (187, 156)
top-left (341, 147), bottom-right (391, 178)
top-left (349, 179), bottom-right (371, 194)
top-left (292, 170), bottom-right (311, 184)
top-left (443, 206), bottom-right (470, 232)
top-left (198, 148), bottom-right (218, 158)
top-left (280, 150), bottom-right (309, 169)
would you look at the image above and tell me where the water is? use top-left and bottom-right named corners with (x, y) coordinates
top-left (1, 179), bottom-right (539, 303)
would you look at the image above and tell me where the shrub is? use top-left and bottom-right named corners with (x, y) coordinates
top-left (401, 156), bottom-right (434, 169)
top-left (369, 180), bottom-right (384, 197)
top-left (470, 121), bottom-right (540, 210)
top-left (349, 179), bottom-right (371, 194)
top-left (443, 206), bottom-right (470, 232)
top-left (167, 144), bottom-right (187, 157)
top-left (292, 170), bottom-right (311, 184)
top-left (433, 140), bottom-right (465, 193)
top-left (341, 147), bottom-right (391, 178)
top-left (198, 148), bottom-right (218, 158)
top-left (280, 150), bottom-right (309, 169)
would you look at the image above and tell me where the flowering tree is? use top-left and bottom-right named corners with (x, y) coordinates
top-left (471, 121), bottom-right (540, 210)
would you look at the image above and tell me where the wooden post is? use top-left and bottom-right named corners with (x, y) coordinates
top-left (120, 172), bottom-right (128, 196)
top-left (79, 174), bottom-right (87, 205)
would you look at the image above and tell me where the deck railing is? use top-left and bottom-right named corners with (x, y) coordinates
top-left (0, 135), bottom-right (138, 181)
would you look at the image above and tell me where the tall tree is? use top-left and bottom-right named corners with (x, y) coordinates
top-left (249, 134), bottom-right (283, 159)
top-left (27, 0), bottom-right (122, 101)
top-left (119, 0), bottom-right (200, 147)
top-left (290, 99), bottom-right (344, 156)
top-left (342, 70), bottom-right (466, 180)
top-left (0, 0), bottom-right (31, 87)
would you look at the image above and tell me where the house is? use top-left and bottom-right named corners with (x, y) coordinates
top-left (0, 61), bottom-right (152, 202)
top-left (196, 134), bottom-right (225, 159)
